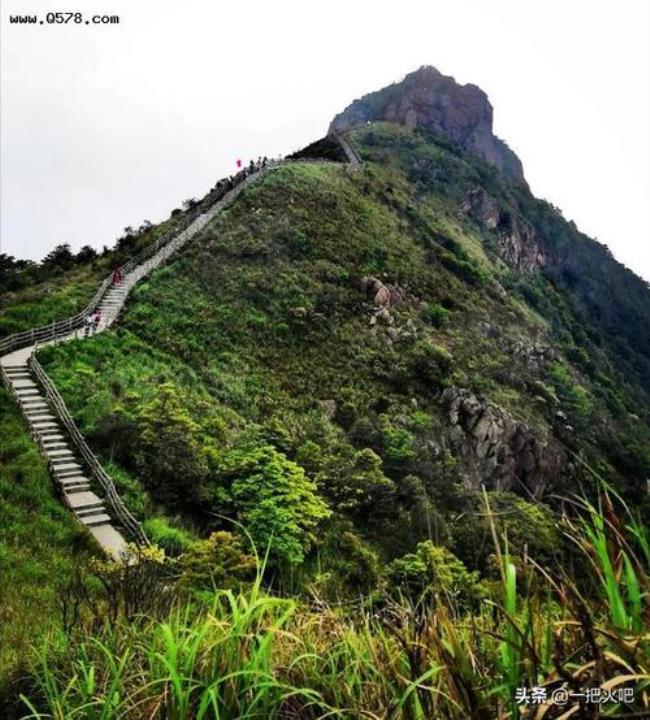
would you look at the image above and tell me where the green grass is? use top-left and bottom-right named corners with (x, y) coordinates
top-left (0, 267), bottom-right (104, 337)
top-left (0, 389), bottom-right (96, 710)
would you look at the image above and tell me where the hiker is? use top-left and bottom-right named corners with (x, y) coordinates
top-left (84, 313), bottom-right (94, 337)
top-left (93, 310), bottom-right (102, 333)
top-left (112, 264), bottom-right (122, 286)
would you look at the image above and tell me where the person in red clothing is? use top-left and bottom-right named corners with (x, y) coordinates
top-left (112, 264), bottom-right (122, 286)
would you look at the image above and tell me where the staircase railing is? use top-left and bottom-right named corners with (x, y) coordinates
top-left (29, 354), bottom-right (149, 545)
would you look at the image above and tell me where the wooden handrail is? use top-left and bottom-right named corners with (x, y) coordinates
top-left (29, 355), bottom-right (149, 545)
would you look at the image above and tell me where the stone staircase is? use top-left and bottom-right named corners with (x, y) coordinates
top-left (2, 362), bottom-right (128, 556)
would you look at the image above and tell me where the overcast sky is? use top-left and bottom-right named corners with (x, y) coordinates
top-left (2, 0), bottom-right (649, 281)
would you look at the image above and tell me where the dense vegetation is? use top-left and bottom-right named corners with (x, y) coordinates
top-left (1, 123), bottom-right (648, 716)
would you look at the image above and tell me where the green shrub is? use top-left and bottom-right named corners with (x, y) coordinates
top-left (135, 383), bottom-right (209, 507)
top-left (421, 302), bottom-right (450, 327)
top-left (386, 540), bottom-right (485, 606)
top-left (179, 530), bottom-right (256, 592)
top-left (409, 339), bottom-right (453, 386)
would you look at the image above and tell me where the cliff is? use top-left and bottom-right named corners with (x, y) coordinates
top-left (330, 65), bottom-right (526, 183)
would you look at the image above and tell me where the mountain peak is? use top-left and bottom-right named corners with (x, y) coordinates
top-left (330, 65), bottom-right (526, 183)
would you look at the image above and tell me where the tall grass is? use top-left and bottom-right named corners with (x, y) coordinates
top-left (17, 490), bottom-right (649, 719)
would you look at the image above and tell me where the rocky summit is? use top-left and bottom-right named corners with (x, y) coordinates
top-left (330, 65), bottom-right (526, 183)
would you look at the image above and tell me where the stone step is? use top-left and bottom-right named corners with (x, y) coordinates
top-left (53, 463), bottom-right (83, 475)
top-left (61, 481), bottom-right (92, 492)
top-left (88, 524), bottom-right (128, 558)
top-left (27, 414), bottom-right (56, 427)
top-left (20, 396), bottom-right (47, 404)
top-left (11, 379), bottom-right (37, 388)
top-left (37, 429), bottom-right (64, 439)
top-left (16, 389), bottom-right (41, 397)
top-left (24, 403), bottom-right (50, 412)
top-left (66, 490), bottom-right (103, 510)
top-left (79, 513), bottom-right (112, 527)
top-left (76, 506), bottom-right (107, 519)
top-left (59, 474), bottom-right (89, 485)
top-left (26, 412), bottom-right (55, 421)
top-left (31, 421), bottom-right (59, 430)
top-left (46, 449), bottom-right (75, 460)
top-left (42, 441), bottom-right (68, 451)
top-left (6, 372), bottom-right (31, 380)
top-left (23, 405), bottom-right (49, 414)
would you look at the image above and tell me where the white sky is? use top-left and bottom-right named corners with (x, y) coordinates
top-left (1, 0), bottom-right (649, 281)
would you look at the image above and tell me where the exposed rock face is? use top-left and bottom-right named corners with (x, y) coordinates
top-left (511, 341), bottom-right (557, 372)
top-left (497, 215), bottom-right (547, 272)
top-left (440, 386), bottom-right (565, 497)
top-left (460, 188), bottom-right (500, 230)
top-left (461, 187), bottom-right (547, 272)
top-left (330, 66), bottom-right (526, 183)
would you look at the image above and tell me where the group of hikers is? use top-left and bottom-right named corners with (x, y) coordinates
top-left (239, 156), bottom-right (270, 174)
top-left (213, 156), bottom-right (273, 195)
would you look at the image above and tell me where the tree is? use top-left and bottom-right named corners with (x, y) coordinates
top-left (42, 243), bottom-right (74, 270)
top-left (75, 245), bottom-right (98, 264)
top-left (218, 443), bottom-right (330, 565)
top-left (0, 253), bottom-right (33, 291)
top-left (135, 383), bottom-right (208, 507)
top-left (316, 446), bottom-right (395, 515)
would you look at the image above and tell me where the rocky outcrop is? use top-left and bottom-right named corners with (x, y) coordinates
top-left (440, 386), bottom-right (565, 497)
top-left (497, 215), bottom-right (547, 273)
top-left (511, 341), bottom-right (557, 372)
top-left (360, 276), bottom-right (420, 344)
top-left (460, 188), bottom-right (500, 230)
top-left (360, 276), bottom-right (404, 308)
top-left (461, 187), bottom-right (546, 272)
top-left (330, 66), bottom-right (526, 184)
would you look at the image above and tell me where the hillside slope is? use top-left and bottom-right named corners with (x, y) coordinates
top-left (36, 122), bottom-right (650, 576)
